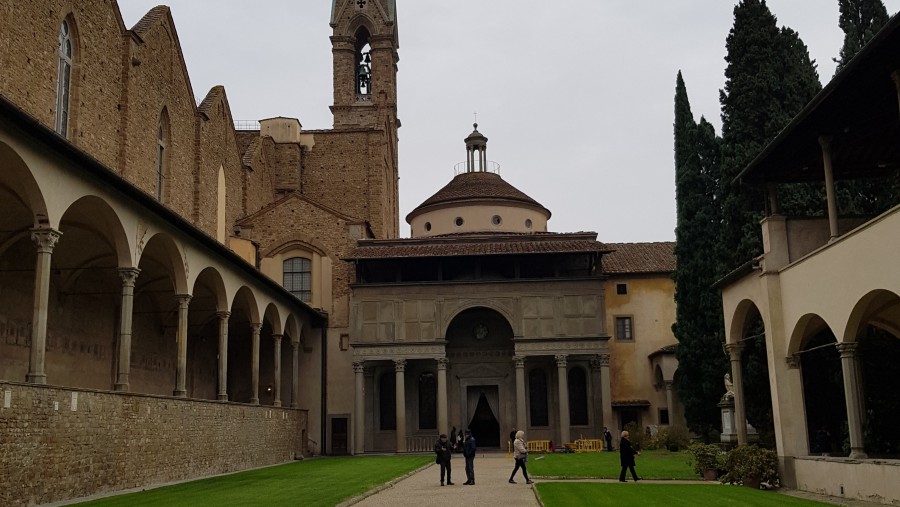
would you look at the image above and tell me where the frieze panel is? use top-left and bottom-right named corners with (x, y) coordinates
top-left (514, 339), bottom-right (605, 354)
top-left (352, 343), bottom-right (446, 359)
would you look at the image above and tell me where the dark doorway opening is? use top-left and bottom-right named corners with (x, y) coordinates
top-left (331, 417), bottom-right (348, 455)
top-left (468, 389), bottom-right (500, 447)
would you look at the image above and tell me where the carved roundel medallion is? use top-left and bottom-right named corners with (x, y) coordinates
top-left (473, 323), bottom-right (489, 341)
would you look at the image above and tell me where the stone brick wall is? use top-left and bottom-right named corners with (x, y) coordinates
top-left (0, 382), bottom-right (307, 507)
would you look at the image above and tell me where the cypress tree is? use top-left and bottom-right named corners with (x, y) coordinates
top-left (835, 0), bottom-right (890, 73)
top-left (672, 72), bottom-right (727, 440)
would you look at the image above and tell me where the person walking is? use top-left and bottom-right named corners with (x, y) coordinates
top-left (463, 429), bottom-right (477, 485)
top-left (508, 430), bottom-right (534, 484)
top-left (604, 427), bottom-right (613, 452)
top-left (618, 430), bottom-right (640, 482)
top-left (434, 433), bottom-right (454, 486)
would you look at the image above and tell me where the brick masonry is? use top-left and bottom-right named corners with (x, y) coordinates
top-left (0, 381), bottom-right (307, 507)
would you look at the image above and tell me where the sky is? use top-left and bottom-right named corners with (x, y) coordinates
top-left (118, 1), bottom-right (900, 242)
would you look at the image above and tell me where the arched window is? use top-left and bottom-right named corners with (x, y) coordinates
top-left (156, 110), bottom-right (169, 201)
top-left (355, 27), bottom-right (372, 95)
top-left (55, 20), bottom-right (73, 136)
top-left (283, 257), bottom-right (312, 302)
top-left (529, 368), bottom-right (549, 427)
top-left (568, 367), bottom-right (589, 426)
top-left (216, 166), bottom-right (226, 242)
top-left (418, 372), bottom-right (436, 430)
top-left (379, 372), bottom-right (396, 431)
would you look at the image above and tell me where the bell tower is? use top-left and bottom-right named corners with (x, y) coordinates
top-left (330, 0), bottom-right (399, 130)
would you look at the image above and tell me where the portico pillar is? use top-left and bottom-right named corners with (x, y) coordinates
top-left (437, 358), bottom-right (449, 435)
top-left (114, 267), bottom-right (140, 391)
top-left (599, 353), bottom-right (613, 430)
top-left (837, 342), bottom-right (867, 459)
top-left (664, 380), bottom-right (675, 424)
top-left (394, 358), bottom-right (407, 452)
top-left (216, 311), bottom-right (230, 401)
top-left (819, 136), bottom-right (839, 240)
top-left (590, 357), bottom-right (603, 434)
top-left (26, 228), bottom-right (61, 384)
top-left (272, 334), bottom-right (283, 407)
top-left (556, 354), bottom-right (570, 445)
top-left (250, 323), bottom-right (261, 405)
top-left (291, 337), bottom-right (300, 408)
top-left (726, 342), bottom-right (748, 445)
top-left (173, 294), bottom-right (191, 397)
top-left (514, 355), bottom-right (527, 431)
top-left (354, 361), bottom-right (365, 454)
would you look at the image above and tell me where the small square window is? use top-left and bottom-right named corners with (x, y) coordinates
top-left (615, 316), bottom-right (633, 341)
top-left (659, 408), bottom-right (670, 425)
top-left (616, 283), bottom-right (627, 295)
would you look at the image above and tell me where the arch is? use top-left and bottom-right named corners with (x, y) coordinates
top-left (262, 235), bottom-right (330, 258)
top-left (728, 298), bottom-right (763, 345)
top-left (842, 289), bottom-right (900, 343)
top-left (59, 195), bottom-right (132, 268)
top-left (230, 285), bottom-right (260, 325)
top-left (137, 232), bottom-right (188, 294)
top-left (263, 302), bottom-right (283, 336)
top-left (192, 266), bottom-right (228, 312)
top-left (568, 366), bottom-right (589, 426)
top-left (654, 365), bottom-right (665, 389)
top-left (789, 313), bottom-right (833, 355)
top-left (284, 313), bottom-right (303, 345)
top-left (442, 302), bottom-right (516, 339)
top-left (0, 141), bottom-right (49, 224)
top-left (344, 14), bottom-right (377, 41)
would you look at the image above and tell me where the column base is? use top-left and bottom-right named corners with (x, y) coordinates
top-left (291, 403), bottom-right (298, 409)
top-left (25, 373), bottom-right (47, 384)
top-left (273, 400), bottom-right (282, 407)
top-left (217, 394), bottom-right (228, 401)
top-left (849, 449), bottom-right (868, 459)
top-left (250, 397), bottom-right (260, 405)
top-left (173, 389), bottom-right (187, 397)
top-left (114, 382), bottom-right (129, 392)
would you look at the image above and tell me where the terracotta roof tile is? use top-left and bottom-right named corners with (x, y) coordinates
top-left (602, 242), bottom-right (675, 274)
top-left (347, 232), bottom-right (609, 259)
top-left (407, 172), bottom-right (549, 221)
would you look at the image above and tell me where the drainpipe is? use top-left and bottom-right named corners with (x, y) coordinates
top-left (321, 325), bottom-right (327, 456)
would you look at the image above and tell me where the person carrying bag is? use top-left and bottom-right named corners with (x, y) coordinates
top-left (509, 430), bottom-right (534, 484)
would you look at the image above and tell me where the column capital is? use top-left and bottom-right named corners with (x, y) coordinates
top-left (117, 267), bottom-right (140, 286)
top-left (437, 357), bottom-right (449, 370)
top-left (273, 333), bottom-right (283, 343)
top-left (216, 310), bottom-right (231, 320)
top-left (513, 355), bottom-right (526, 368)
top-left (725, 342), bottom-right (745, 360)
top-left (835, 342), bottom-right (860, 358)
top-left (353, 361), bottom-right (365, 373)
top-left (597, 353), bottom-right (610, 367)
top-left (30, 228), bottom-right (62, 253)
top-left (251, 323), bottom-right (262, 334)
top-left (393, 358), bottom-right (407, 372)
top-left (664, 380), bottom-right (674, 389)
top-left (554, 354), bottom-right (567, 368)
top-left (785, 354), bottom-right (801, 369)
top-left (176, 294), bottom-right (192, 308)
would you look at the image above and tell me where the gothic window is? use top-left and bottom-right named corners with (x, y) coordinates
top-left (418, 372), bottom-right (437, 430)
top-left (55, 20), bottom-right (73, 136)
top-left (529, 368), bottom-right (549, 427)
top-left (379, 372), bottom-right (396, 430)
top-left (156, 111), bottom-right (169, 201)
top-left (283, 257), bottom-right (312, 302)
top-left (355, 27), bottom-right (372, 95)
top-left (568, 366), bottom-right (589, 426)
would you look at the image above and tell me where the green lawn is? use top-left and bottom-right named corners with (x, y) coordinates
top-left (76, 456), bottom-right (432, 507)
top-left (528, 450), bottom-right (696, 479)
top-left (535, 483), bottom-right (830, 506)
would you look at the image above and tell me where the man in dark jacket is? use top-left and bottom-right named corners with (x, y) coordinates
top-left (618, 430), bottom-right (640, 482)
top-left (604, 427), bottom-right (613, 451)
top-left (463, 429), bottom-right (477, 485)
top-left (434, 434), bottom-right (454, 486)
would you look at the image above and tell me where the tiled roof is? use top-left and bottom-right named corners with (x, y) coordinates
top-left (131, 6), bottom-right (168, 39)
top-left (347, 232), bottom-right (609, 260)
top-left (602, 242), bottom-right (675, 274)
top-left (649, 344), bottom-right (678, 358)
top-left (407, 172), bottom-right (549, 221)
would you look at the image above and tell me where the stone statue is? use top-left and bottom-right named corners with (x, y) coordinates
top-left (723, 372), bottom-right (735, 400)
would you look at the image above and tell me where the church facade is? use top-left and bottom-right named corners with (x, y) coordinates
top-left (0, 1), bottom-right (679, 504)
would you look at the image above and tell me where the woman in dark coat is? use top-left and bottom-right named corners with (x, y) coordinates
top-left (618, 430), bottom-right (640, 482)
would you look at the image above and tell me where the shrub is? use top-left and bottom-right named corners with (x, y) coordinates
top-left (658, 425), bottom-right (692, 452)
top-left (622, 422), bottom-right (650, 451)
top-left (721, 445), bottom-right (779, 487)
top-left (688, 443), bottom-right (724, 476)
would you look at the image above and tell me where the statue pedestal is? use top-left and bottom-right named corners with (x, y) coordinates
top-left (718, 397), bottom-right (759, 444)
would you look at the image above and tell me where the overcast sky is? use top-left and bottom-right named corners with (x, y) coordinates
top-left (118, 1), bottom-right (900, 242)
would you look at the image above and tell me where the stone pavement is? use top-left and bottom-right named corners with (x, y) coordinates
top-left (349, 453), bottom-right (539, 506)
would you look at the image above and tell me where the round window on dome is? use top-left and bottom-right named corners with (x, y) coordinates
top-left (455, 217), bottom-right (464, 227)
top-left (425, 222), bottom-right (432, 231)
top-left (525, 219), bottom-right (533, 229)
top-left (492, 215), bottom-right (502, 226)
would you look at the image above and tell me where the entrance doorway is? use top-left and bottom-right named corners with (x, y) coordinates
top-left (331, 417), bottom-right (348, 455)
top-left (467, 386), bottom-right (500, 447)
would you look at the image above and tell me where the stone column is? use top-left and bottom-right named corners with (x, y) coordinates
top-left (599, 353), bottom-right (613, 431)
top-left (394, 358), bottom-right (407, 452)
top-left (364, 367), bottom-right (376, 450)
top-left (291, 337), bottom-right (300, 408)
top-left (556, 354), bottom-right (571, 445)
top-left (272, 334), bottom-right (283, 407)
top-left (354, 361), bottom-right (365, 454)
top-left (437, 358), bottom-right (449, 435)
top-left (725, 342), bottom-right (747, 445)
top-left (819, 136), bottom-right (839, 240)
top-left (590, 357), bottom-right (604, 434)
top-left (514, 355), bottom-right (527, 431)
top-left (664, 380), bottom-right (675, 424)
top-left (250, 323), bottom-right (261, 405)
top-left (173, 294), bottom-right (191, 397)
top-left (216, 311), bottom-right (230, 401)
top-left (114, 267), bottom-right (140, 391)
top-left (836, 342), bottom-right (867, 459)
top-left (26, 228), bottom-right (61, 384)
